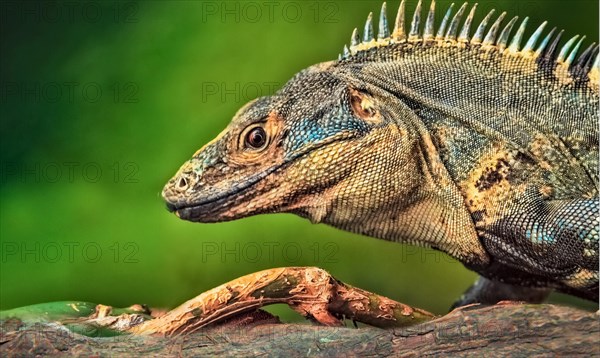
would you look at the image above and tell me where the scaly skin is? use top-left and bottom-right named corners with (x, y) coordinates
top-left (162, 2), bottom-right (599, 306)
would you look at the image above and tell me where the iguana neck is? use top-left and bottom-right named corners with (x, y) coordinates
top-left (335, 45), bottom-right (598, 198)
top-left (292, 85), bottom-right (490, 267)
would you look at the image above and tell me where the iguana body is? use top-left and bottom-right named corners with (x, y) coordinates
top-left (163, 1), bottom-right (599, 305)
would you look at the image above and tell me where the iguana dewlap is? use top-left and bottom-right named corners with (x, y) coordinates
top-left (162, 1), bottom-right (599, 306)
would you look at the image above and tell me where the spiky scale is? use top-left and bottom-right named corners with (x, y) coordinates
top-left (393, 0), bottom-right (407, 41)
top-left (409, 0), bottom-right (423, 40)
top-left (482, 12), bottom-right (507, 46)
top-left (594, 48), bottom-right (600, 68)
top-left (423, 0), bottom-right (436, 41)
top-left (343, 45), bottom-right (351, 59)
top-left (558, 35), bottom-right (581, 63)
top-left (534, 27), bottom-right (556, 58)
top-left (522, 21), bottom-right (547, 54)
top-left (497, 16), bottom-right (519, 51)
top-left (471, 9), bottom-right (495, 45)
top-left (584, 45), bottom-right (600, 69)
top-left (445, 2), bottom-right (468, 41)
top-left (541, 29), bottom-right (565, 63)
top-left (573, 43), bottom-right (597, 73)
top-left (458, 3), bottom-right (477, 42)
top-left (576, 44), bottom-right (598, 77)
top-left (565, 36), bottom-right (586, 66)
top-left (580, 43), bottom-right (600, 76)
top-left (378, 2), bottom-right (390, 40)
top-left (507, 17), bottom-right (528, 53)
top-left (364, 12), bottom-right (375, 42)
top-left (351, 28), bottom-right (360, 47)
top-left (458, 3), bottom-right (478, 43)
top-left (589, 47), bottom-right (600, 81)
top-left (435, 3), bottom-right (455, 40)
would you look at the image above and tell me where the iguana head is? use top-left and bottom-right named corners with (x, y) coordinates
top-left (162, 62), bottom-right (428, 227)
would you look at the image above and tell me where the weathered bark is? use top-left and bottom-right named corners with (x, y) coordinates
top-left (1, 267), bottom-right (598, 356)
top-left (2, 304), bottom-right (598, 356)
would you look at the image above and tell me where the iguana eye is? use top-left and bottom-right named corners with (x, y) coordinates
top-left (244, 126), bottom-right (268, 150)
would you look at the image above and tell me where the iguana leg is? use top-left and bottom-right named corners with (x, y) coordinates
top-left (479, 198), bottom-right (599, 300)
top-left (452, 276), bottom-right (550, 309)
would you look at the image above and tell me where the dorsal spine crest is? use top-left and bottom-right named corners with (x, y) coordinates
top-left (340, 1), bottom-right (598, 83)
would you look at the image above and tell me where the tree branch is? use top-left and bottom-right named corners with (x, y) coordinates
top-left (1, 266), bottom-right (598, 356)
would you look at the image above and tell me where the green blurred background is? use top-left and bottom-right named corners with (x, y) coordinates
top-left (1, 0), bottom-right (597, 320)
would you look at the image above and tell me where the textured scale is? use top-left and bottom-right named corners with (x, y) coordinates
top-left (481, 12), bottom-right (506, 47)
top-left (470, 9), bottom-right (494, 45)
top-left (521, 21), bottom-right (547, 54)
top-left (505, 17), bottom-right (526, 52)
top-left (457, 4), bottom-right (477, 43)
top-left (444, 2), bottom-right (468, 41)
top-left (378, 3), bottom-right (390, 40)
top-left (423, 0), bottom-right (436, 41)
top-left (409, 0), bottom-right (422, 40)
top-left (497, 16), bottom-right (518, 50)
top-left (164, 1), bottom-right (600, 306)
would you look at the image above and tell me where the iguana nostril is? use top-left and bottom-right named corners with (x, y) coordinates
top-left (178, 177), bottom-right (188, 190)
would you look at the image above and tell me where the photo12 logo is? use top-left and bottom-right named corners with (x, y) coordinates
top-left (0, 1), bottom-right (139, 24)
top-left (200, 82), bottom-right (281, 103)
top-left (0, 82), bottom-right (139, 104)
top-left (0, 161), bottom-right (140, 184)
top-left (1, 241), bottom-right (139, 264)
top-left (200, 241), bottom-right (339, 264)
top-left (199, 1), bottom-right (339, 24)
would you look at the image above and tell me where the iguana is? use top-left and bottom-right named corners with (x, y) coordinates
top-left (162, 1), bottom-right (599, 307)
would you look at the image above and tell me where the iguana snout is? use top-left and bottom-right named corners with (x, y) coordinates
top-left (161, 96), bottom-right (289, 222)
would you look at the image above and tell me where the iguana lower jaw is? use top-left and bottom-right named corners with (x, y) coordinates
top-left (163, 166), bottom-right (280, 223)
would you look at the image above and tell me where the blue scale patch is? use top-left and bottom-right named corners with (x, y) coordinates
top-left (285, 115), bottom-right (368, 153)
top-left (526, 222), bottom-right (556, 245)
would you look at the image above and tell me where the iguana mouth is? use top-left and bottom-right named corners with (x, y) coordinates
top-left (169, 133), bottom-right (358, 221)
top-left (169, 162), bottom-right (284, 221)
